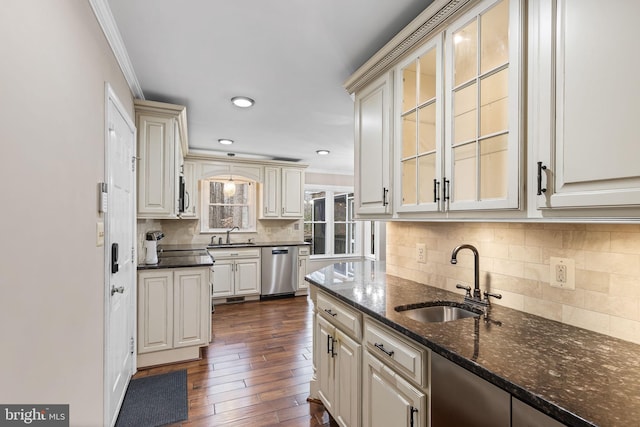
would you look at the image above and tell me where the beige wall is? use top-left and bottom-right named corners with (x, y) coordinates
top-left (387, 222), bottom-right (640, 345)
top-left (0, 1), bottom-right (133, 425)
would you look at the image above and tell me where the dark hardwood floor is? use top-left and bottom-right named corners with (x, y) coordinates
top-left (133, 295), bottom-right (338, 426)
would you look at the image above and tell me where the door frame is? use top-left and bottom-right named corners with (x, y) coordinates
top-left (103, 83), bottom-right (137, 427)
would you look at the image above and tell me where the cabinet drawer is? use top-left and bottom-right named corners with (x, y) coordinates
top-left (208, 248), bottom-right (260, 259)
top-left (364, 318), bottom-right (427, 387)
top-left (298, 247), bottom-right (310, 256)
top-left (317, 292), bottom-right (362, 340)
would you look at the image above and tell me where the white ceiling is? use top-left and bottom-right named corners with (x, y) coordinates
top-left (108, 0), bottom-right (434, 174)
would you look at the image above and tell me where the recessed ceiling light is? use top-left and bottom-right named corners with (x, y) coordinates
top-left (218, 139), bottom-right (234, 145)
top-left (231, 96), bottom-right (255, 108)
top-left (316, 150), bottom-right (330, 155)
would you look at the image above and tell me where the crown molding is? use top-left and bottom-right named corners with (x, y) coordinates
top-left (89, 0), bottom-right (144, 99)
top-left (344, 0), bottom-right (473, 94)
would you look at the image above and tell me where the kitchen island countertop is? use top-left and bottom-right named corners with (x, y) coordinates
top-left (306, 261), bottom-right (640, 427)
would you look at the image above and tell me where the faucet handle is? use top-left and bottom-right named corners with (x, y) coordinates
top-left (456, 284), bottom-right (472, 298)
top-left (484, 291), bottom-right (502, 301)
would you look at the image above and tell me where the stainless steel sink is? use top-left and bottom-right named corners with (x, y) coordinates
top-left (396, 301), bottom-right (481, 323)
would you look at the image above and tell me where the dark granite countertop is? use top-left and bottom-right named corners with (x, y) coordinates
top-left (305, 261), bottom-right (640, 427)
top-left (137, 249), bottom-right (213, 270)
top-left (206, 241), bottom-right (309, 249)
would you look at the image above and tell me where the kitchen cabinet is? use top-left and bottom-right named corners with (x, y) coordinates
top-left (135, 99), bottom-right (188, 219)
top-left (354, 72), bottom-right (393, 217)
top-left (208, 248), bottom-right (261, 303)
top-left (295, 246), bottom-right (310, 295)
top-left (394, 0), bottom-right (523, 215)
top-left (137, 267), bottom-right (210, 367)
top-left (363, 350), bottom-right (427, 427)
top-left (181, 160), bottom-right (198, 218)
top-left (316, 292), bottom-right (362, 427)
top-left (260, 166), bottom-right (305, 219)
top-left (530, 0), bottom-right (640, 213)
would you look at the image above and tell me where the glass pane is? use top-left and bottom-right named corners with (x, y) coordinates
top-left (313, 223), bottom-right (326, 255)
top-left (370, 221), bottom-right (376, 255)
top-left (334, 194), bottom-right (347, 221)
top-left (454, 19), bottom-right (478, 86)
top-left (208, 206), bottom-right (249, 229)
top-left (418, 154), bottom-right (436, 204)
top-left (402, 112), bottom-right (417, 158)
top-left (402, 61), bottom-right (417, 112)
top-left (347, 194), bottom-right (354, 221)
top-left (312, 194), bottom-right (326, 221)
top-left (480, 134), bottom-right (508, 199)
top-left (418, 103), bottom-right (436, 154)
top-left (480, 68), bottom-right (509, 136)
top-left (418, 48), bottom-right (437, 103)
top-left (304, 222), bottom-right (312, 245)
top-left (349, 222), bottom-right (356, 254)
top-left (454, 83), bottom-right (477, 144)
top-left (402, 158), bottom-right (417, 205)
top-left (453, 143), bottom-right (477, 202)
top-left (481, 0), bottom-right (509, 73)
top-left (335, 223), bottom-right (346, 255)
top-left (209, 181), bottom-right (249, 204)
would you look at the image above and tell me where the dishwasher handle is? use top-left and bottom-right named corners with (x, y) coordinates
top-left (271, 249), bottom-right (289, 255)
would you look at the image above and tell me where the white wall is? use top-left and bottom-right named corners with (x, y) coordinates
top-left (0, 1), bottom-right (133, 425)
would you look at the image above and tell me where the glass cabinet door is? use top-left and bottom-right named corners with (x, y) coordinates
top-left (396, 35), bottom-right (443, 213)
top-left (445, 0), bottom-right (521, 211)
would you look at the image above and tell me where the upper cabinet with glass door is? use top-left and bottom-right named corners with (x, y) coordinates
top-left (444, 0), bottom-right (522, 212)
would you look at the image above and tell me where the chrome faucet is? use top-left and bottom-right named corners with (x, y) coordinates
top-left (226, 226), bottom-right (239, 244)
top-left (450, 244), bottom-right (501, 308)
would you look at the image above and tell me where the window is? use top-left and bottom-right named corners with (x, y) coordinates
top-left (304, 190), bottom-right (360, 257)
top-left (200, 178), bottom-right (256, 232)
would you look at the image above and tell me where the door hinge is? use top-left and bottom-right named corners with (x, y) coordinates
top-left (131, 156), bottom-right (136, 172)
top-left (129, 336), bottom-right (135, 355)
top-left (131, 247), bottom-right (135, 263)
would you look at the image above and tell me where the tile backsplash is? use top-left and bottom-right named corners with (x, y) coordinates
top-left (386, 222), bottom-right (640, 344)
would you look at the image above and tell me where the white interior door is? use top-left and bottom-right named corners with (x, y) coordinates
top-left (105, 84), bottom-right (136, 427)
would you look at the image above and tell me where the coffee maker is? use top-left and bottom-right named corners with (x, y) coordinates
top-left (144, 230), bottom-right (164, 264)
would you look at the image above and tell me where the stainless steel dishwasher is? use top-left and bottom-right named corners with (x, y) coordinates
top-left (261, 246), bottom-right (298, 298)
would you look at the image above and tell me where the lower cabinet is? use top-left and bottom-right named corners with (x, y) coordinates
top-left (209, 248), bottom-right (261, 303)
top-left (363, 350), bottom-right (427, 427)
top-left (296, 246), bottom-right (310, 295)
top-left (137, 267), bottom-right (210, 367)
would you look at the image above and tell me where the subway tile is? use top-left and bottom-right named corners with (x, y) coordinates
top-left (542, 285), bottom-right (585, 307)
top-left (492, 290), bottom-right (524, 311)
top-left (610, 274), bottom-right (640, 299)
top-left (610, 316), bottom-right (640, 345)
top-left (562, 231), bottom-right (610, 251)
top-left (492, 258), bottom-right (525, 278)
top-left (562, 306), bottom-right (610, 336)
top-left (523, 263), bottom-right (550, 283)
top-left (610, 232), bottom-right (640, 255)
top-left (509, 245), bottom-right (542, 263)
top-left (525, 229), bottom-right (563, 249)
top-left (523, 297), bottom-right (562, 322)
top-left (575, 270), bottom-right (610, 293)
top-left (584, 251), bottom-right (640, 276)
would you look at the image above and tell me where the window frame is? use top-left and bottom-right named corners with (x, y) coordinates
top-left (200, 177), bottom-right (257, 233)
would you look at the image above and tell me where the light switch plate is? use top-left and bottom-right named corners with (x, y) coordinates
top-left (96, 221), bottom-right (105, 247)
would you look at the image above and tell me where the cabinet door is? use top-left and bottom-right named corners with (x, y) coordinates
top-left (235, 258), bottom-right (261, 295)
top-left (211, 260), bottom-right (234, 297)
top-left (173, 269), bottom-right (208, 348)
top-left (316, 315), bottom-right (336, 414)
top-left (363, 351), bottom-right (426, 427)
top-left (137, 271), bottom-right (173, 353)
top-left (534, 0), bottom-right (640, 209)
top-left (297, 256), bottom-right (308, 291)
top-left (137, 113), bottom-right (176, 218)
top-left (334, 330), bottom-right (361, 427)
top-left (444, 0), bottom-right (522, 211)
top-left (262, 166), bottom-right (280, 218)
top-left (281, 168), bottom-right (304, 217)
top-left (355, 72), bottom-right (393, 216)
top-left (182, 160), bottom-right (198, 218)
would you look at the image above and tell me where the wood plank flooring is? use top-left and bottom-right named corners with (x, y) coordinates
top-left (133, 295), bottom-right (338, 426)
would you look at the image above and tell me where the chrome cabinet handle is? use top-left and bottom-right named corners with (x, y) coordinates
top-left (111, 285), bottom-right (124, 296)
top-left (374, 342), bottom-right (394, 357)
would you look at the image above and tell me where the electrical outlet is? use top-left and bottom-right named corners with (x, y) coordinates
top-left (550, 257), bottom-right (575, 289)
top-left (416, 243), bottom-right (426, 263)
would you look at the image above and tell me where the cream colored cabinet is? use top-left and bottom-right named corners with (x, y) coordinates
top-left (354, 72), bottom-right (393, 217)
top-left (296, 246), bottom-right (310, 295)
top-left (260, 166), bottom-right (304, 219)
top-left (315, 293), bottom-right (362, 427)
top-left (208, 248), bottom-right (261, 302)
top-left (530, 0), bottom-right (640, 213)
top-left (135, 99), bottom-right (188, 219)
top-left (137, 267), bottom-right (210, 367)
top-left (363, 350), bottom-right (426, 427)
top-left (394, 0), bottom-right (523, 215)
top-left (181, 160), bottom-right (198, 218)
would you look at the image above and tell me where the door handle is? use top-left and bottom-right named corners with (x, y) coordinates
top-left (111, 243), bottom-right (119, 274)
top-left (111, 285), bottom-right (124, 296)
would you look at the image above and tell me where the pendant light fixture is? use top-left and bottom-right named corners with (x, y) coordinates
top-left (223, 175), bottom-right (236, 197)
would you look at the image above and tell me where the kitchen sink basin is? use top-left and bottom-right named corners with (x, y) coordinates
top-left (395, 301), bottom-right (482, 323)
top-left (208, 242), bottom-right (256, 248)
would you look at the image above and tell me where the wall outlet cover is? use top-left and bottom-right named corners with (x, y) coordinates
top-left (416, 243), bottom-right (426, 263)
top-left (550, 257), bottom-right (575, 290)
